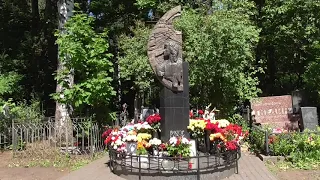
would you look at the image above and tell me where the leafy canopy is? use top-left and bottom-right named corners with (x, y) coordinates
top-left (53, 13), bottom-right (116, 108)
top-left (118, 21), bottom-right (154, 93)
top-left (175, 1), bottom-right (261, 111)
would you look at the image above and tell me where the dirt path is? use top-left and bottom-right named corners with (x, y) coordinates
top-left (0, 167), bottom-right (68, 180)
top-left (0, 151), bottom-right (69, 180)
top-left (274, 170), bottom-right (320, 180)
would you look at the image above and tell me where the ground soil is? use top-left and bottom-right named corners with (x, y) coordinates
top-left (274, 170), bottom-right (320, 180)
top-left (0, 151), bottom-right (69, 180)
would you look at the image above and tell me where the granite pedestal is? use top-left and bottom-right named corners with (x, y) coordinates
top-left (159, 62), bottom-right (190, 142)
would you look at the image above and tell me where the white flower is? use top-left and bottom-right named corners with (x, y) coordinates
top-left (181, 137), bottom-right (190, 145)
top-left (142, 123), bottom-right (152, 129)
top-left (125, 135), bottom-right (137, 142)
top-left (169, 137), bottom-right (177, 145)
top-left (115, 139), bottom-right (122, 145)
top-left (111, 136), bottom-right (115, 140)
top-left (134, 123), bottom-right (143, 130)
top-left (149, 138), bottom-right (161, 146)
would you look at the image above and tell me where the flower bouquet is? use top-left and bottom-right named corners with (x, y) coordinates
top-left (187, 120), bottom-right (206, 139)
top-left (167, 136), bottom-right (191, 158)
top-left (137, 133), bottom-right (152, 142)
top-left (146, 114), bottom-right (161, 138)
top-left (123, 130), bottom-right (137, 142)
top-left (149, 138), bottom-right (162, 155)
top-left (137, 140), bottom-right (151, 162)
top-left (134, 122), bottom-right (152, 133)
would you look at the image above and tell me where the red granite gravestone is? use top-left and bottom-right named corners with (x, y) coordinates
top-left (250, 95), bottom-right (297, 129)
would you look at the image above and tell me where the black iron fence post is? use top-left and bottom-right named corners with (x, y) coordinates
top-left (197, 154), bottom-right (200, 180)
top-left (265, 131), bottom-right (269, 155)
top-left (138, 155), bottom-right (142, 180)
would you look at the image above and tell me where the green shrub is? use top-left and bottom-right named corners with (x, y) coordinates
top-left (228, 114), bottom-right (250, 132)
top-left (268, 128), bottom-right (320, 169)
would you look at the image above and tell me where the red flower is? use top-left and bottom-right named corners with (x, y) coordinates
top-left (189, 111), bottom-right (193, 118)
top-left (102, 128), bottom-right (112, 139)
top-left (188, 162), bottom-right (193, 169)
top-left (205, 120), bottom-right (222, 133)
top-left (198, 110), bottom-right (204, 115)
top-left (146, 114), bottom-right (161, 125)
top-left (159, 143), bottom-right (167, 150)
top-left (226, 141), bottom-right (238, 150)
top-left (176, 138), bottom-right (181, 146)
top-left (104, 136), bottom-right (112, 145)
top-left (225, 124), bottom-right (242, 136)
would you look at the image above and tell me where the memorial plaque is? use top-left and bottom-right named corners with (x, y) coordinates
top-left (126, 142), bottom-right (137, 154)
top-left (251, 95), bottom-right (294, 128)
top-left (301, 107), bottom-right (319, 131)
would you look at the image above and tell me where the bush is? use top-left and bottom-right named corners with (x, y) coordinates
top-left (228, 114), bottom-right (250, 132)
top-left (0, 99), bottom-right (44, 132)
top-left (248, 127), bottom-right (320, 169)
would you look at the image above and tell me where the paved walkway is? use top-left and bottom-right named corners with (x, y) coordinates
top-left (58, 152), bottom-right (277, 180)
top-left (225, 152), bottom-right (277, 180)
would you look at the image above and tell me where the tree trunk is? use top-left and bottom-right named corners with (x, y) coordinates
top-left (55, 0), bottom-right (74, 146)
top-left (31, 0), bottom-right (40, 96)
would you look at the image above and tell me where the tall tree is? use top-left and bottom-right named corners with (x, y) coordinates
top-left (258, 0), bottom-right (320, 96)
top-left (55, 0), bottom-right (74, 126)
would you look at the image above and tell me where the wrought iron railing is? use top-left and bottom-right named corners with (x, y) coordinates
top-left (108, 149), bottom-right (241, 180)
top-left (11, 118), bottom-right (105, 158)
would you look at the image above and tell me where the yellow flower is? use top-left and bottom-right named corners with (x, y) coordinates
top-left (137, 133), bottom-right (151, 142)
top-left (209, 133), bottom-right (227, 142)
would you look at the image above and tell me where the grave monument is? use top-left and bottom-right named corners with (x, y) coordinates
top-left (250, 95), bottom-right (298, 129)
top-left (147, 6), bottom-right (190, 141)
top-left (301, 107), bottom-right (319, 131)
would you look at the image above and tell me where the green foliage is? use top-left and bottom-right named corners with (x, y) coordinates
top-left (228, 114), bottom-right (249, 132)
top-left (303, 42), bottom-right (320, 99)
top-left (53, 13), bottom-right (116, 108)
top-left (175, 3), bottom-right (261, 112)
top-left (249, 126), bottom-right (266, 153)
top-left (166, 142), bottom-right (191, 157)
top-left (118, 21), bottom-right (154, 92)
top-left (259, 0), bottom-right (320, 95)
top-left (269, 129), bottom-right (320, 169)
top-left (135, 0), bottom-right (157, 9)
top-left (0, 72), bottom-right (22, 96)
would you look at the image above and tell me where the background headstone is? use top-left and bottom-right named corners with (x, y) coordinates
top-left (250, 95), bottom-right (295, 128)
top-left (301, 107), bottom-right (319, 131)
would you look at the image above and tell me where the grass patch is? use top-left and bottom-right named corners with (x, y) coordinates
top-left (9, 152), bottom-right (105, 171)
top-left (266, 160), bottom-right (320, 172)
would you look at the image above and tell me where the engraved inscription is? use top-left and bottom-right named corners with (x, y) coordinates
top-left (170, 130), bottom-right (185, 137)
